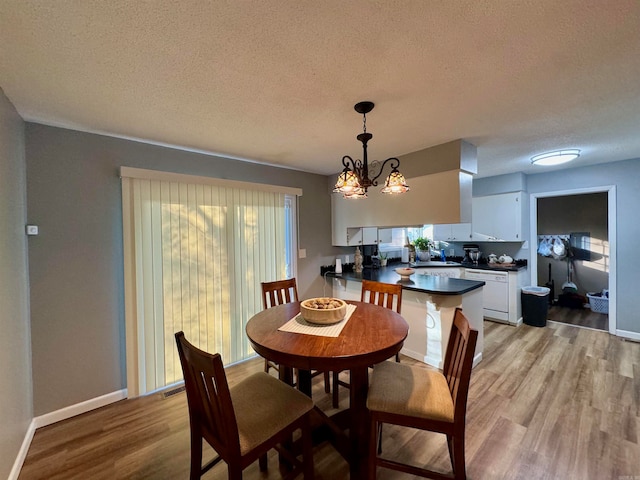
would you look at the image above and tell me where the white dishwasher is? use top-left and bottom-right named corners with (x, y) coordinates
top-left (465, 269), bottom-right (509, 321)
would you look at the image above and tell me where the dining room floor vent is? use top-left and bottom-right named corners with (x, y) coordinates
top-left (163, 385), bottom-right (185, 398)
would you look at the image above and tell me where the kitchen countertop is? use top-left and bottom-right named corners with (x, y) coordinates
top-left (326, 266), bottom-right (485, 295)
top-left (407, 258), bottom-right (527, 272)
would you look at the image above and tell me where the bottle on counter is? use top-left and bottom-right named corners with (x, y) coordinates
top-left (354, 247), bottom-right (363, 273)
top-left (406, 236), bottom-right (416, 263)
top-left (441, 249), bottom-right (446, 262)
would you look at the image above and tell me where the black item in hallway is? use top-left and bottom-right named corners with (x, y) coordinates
top-left (557, 292), bottom-right (586, 309)
top-left (544, 264), bottom-right (555, 306)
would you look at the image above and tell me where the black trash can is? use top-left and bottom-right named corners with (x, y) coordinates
top-left (521, 286), bottom-right (550, 327)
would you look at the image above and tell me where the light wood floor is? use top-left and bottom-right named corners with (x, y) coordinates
top-left (548, 304), bottom-right (609, 331)
top-left (19, 321), bottom-right (640, 480)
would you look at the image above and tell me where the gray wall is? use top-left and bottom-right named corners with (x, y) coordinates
top-left (527, 160), bottom-right (640, 333)
top-left (25, 123), bottom-right (334, 416)
top-left (0, 90), bottom-right (32, 478)
top-left (18, 117), bottom-right (640, 424)
top-left (476, 160), bottom-right (640, 334)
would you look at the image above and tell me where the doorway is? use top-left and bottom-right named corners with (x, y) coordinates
top-left (529, 186), bottom-right (616, 334)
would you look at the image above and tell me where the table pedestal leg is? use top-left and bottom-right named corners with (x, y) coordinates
top-left (278, 365), bottom-right (294, 386)
top-left (297, 369), bottom-right (312, 397)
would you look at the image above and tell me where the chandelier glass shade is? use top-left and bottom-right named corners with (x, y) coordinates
top-left (333, 101), bottom-right (409, 199)
top-left (381, 167), bottom-right (410, 194)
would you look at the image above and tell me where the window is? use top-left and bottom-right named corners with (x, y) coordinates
top-left (378, 225), bottom-right (434, 255)
top-left (121, 167), bottom-right (301, 395)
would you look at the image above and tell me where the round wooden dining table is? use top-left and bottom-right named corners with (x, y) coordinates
top-left (246, 300), bottom-right (409, 478)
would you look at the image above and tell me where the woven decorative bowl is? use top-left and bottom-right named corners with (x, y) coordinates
top-left (300, 297), bottom-right (347, 325)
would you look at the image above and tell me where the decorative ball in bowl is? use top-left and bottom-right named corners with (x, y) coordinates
top-left (395, 267), bottom-right (415, 280)
top-left (300, 297), bottom-right (347, 325)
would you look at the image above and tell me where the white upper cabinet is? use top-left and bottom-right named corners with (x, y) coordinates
top-left (433, 223), bottom-right (472, 242)
top-left (471, 192), bottom-right (524, 241)
top-left (377, 228), bottom-right (393, 244)
top-left (344, 227), bottom-right (392, 246)
top-left (346, 227), bottom-right (380, 246)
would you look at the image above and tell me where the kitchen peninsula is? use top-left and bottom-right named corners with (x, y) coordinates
top-left (325, 266), bottom-right (485, 368)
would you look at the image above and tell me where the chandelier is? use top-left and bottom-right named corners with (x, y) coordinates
top-left (333, 101), bottom-right (410, 199)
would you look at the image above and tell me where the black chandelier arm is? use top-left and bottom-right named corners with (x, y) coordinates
top-left (369, 157), bottom-right (400, 184)
top-left (341, 155), bottom-right (364, 173)
top-left (341, 155), bottom-right (356, 171)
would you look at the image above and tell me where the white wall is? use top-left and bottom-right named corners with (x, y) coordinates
top-left (0, 89), bottom-right (32, 478)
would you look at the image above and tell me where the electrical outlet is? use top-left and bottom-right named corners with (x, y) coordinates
top-left (26, 225), bottom-right (39, 236)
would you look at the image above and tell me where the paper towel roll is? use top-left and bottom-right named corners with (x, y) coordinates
top-left (401, 247), bottom-right (409, 263)
top-left (335, 258), bottom-right (342, 273)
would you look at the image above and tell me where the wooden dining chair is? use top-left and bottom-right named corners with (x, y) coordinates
top-left (175, 331), bottom-right (315, 480)
top-left (361, 279), bottom-right (403, 363)
top-left (332, 279), bottom-right (403, 408)
top-left (366, 308), bottom-right (478, 479)
top-left (261, 278), bottom-right (331, 393)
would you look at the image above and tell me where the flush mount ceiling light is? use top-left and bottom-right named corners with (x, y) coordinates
top-left (531, 149), bottom-right (581, 166)
top-left (333, 101), bottom-right (409, 199)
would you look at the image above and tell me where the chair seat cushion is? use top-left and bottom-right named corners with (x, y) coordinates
top-left (231, 372), bottom-right (314, 455)
top-left (367, 361), bottom-right (454, 423)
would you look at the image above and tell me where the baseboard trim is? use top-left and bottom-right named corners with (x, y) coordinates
top-left (9, 390), bottom-right (127, 479)
top-left (8, 419), bottom-right (36, 480)
top-left (616, 329), bottom-right (640, 342)
top-left (473, 352), bottom-right (483, 367)
top-left (33, 389), bottom-right (128, 429)
top-left (399, 347), bottom-right (424, 363)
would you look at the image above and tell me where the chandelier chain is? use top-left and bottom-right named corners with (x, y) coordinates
top-left (362, 112), bottom-right (367, 134)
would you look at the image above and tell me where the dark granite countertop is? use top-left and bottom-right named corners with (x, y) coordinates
top-left (326, 266), bottom-right (485, 295)
top-left (403, 258), bottom-right (527, 272)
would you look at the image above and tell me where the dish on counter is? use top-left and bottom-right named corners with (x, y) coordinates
top-left (395, 267), bottom-right (415, 280)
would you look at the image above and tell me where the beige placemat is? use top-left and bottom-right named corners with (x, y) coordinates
top-left (278, 304), bottom-right (357, 337)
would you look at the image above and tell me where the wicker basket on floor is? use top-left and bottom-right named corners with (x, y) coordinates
top-left (587, 293), bottom-right (609, 314)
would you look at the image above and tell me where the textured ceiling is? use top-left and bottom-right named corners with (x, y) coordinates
top-left (1, 1), bottom-right (640, 178)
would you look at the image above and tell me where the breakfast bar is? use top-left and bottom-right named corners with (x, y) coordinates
top-left (326, 267), bottom-right (485, 367)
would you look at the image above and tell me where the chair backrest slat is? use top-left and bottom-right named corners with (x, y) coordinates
top-left (261, 278), bottom-right (299, 309)
top-left (361, 280), bottom-right (402, 314)
top-left (442, 308), bottom-right (478, 422)
top-left (175, 332), bottom-right (240, 459)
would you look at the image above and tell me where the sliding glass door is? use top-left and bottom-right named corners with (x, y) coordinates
top-left (121, 168), bottom-right (300, 395)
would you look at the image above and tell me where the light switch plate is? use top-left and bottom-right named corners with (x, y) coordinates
top-left (26, 225), bottom-right (39, 235)
top-left (298, 248), bottom-right (306, 259)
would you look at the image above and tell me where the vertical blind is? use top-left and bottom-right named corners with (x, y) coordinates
top-left (121, 167), bottom-right (301, 396)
